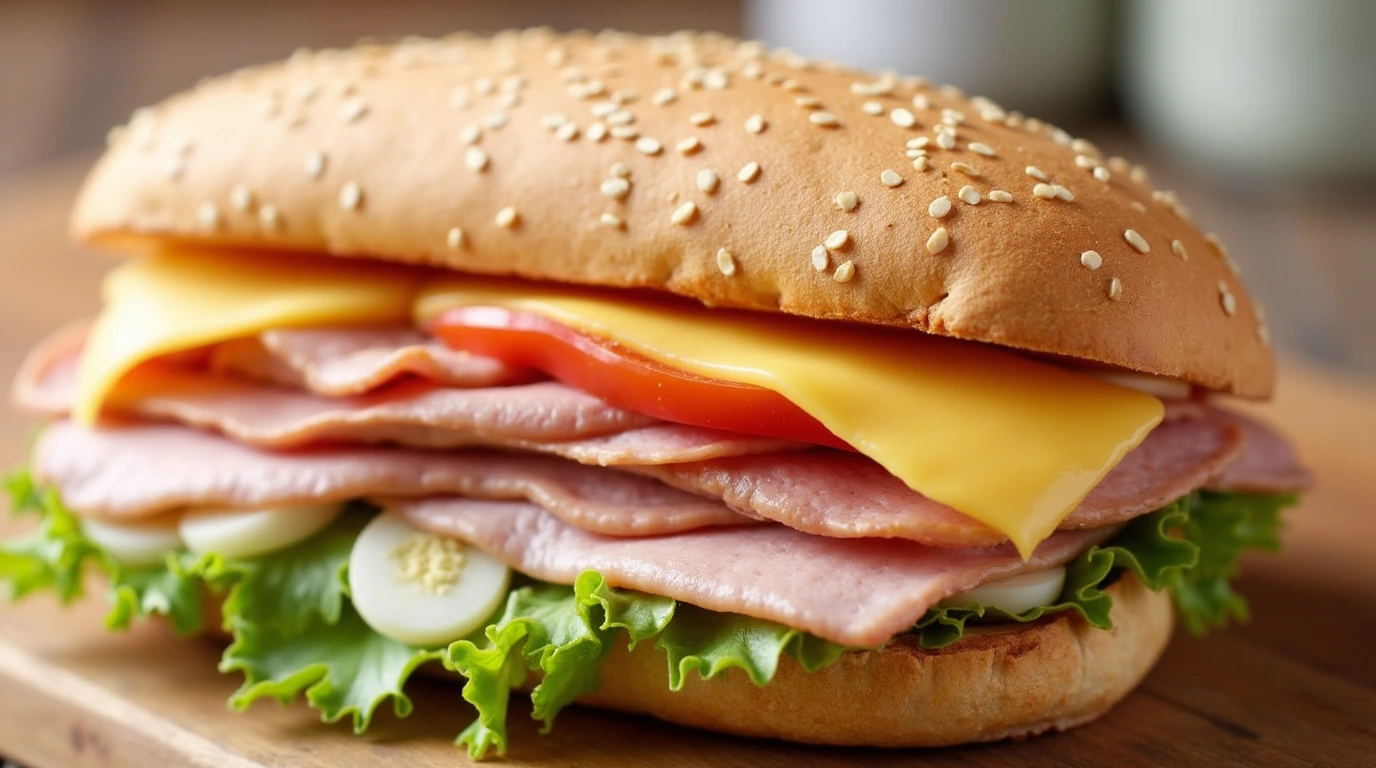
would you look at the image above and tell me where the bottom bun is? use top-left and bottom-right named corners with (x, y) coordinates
top-left (579, 574), bottom-right (1173, 746)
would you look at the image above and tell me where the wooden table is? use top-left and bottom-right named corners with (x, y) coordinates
top-left (0, 158), bottom-right (1373, 767)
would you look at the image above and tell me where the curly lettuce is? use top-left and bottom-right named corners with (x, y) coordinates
top-left (1, 468), bottom-right (1295, 759)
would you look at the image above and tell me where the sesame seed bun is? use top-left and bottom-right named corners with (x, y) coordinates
top-left (73, 29), bottom-right (1273, 397)
top-left (581, 573), bottom-right (1173, 746)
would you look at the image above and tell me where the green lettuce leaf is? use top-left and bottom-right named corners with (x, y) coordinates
top-left (105, 559), bottom-right (206, 635)
top-left (0, 471), bottom-right (99, 602)
top-left (1163, 491), bottom-right (1290, 633)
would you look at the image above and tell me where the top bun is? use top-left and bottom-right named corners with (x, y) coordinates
top-left (73, 29), bottom-right (1274, 397)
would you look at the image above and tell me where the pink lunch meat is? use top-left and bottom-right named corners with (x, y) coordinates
top-left (33, 420), bottom-right (750, 536)
top-left (395, 497), bottom-right (1118, 647)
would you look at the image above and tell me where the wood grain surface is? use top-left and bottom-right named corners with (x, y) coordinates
top-left (0, 157), bottom-right (1373, 768)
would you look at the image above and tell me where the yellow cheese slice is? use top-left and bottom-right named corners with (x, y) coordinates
top-left (73, 250), bottom-right (422, 424)
top-left (75, 250), bottom-right (1163, 556)
top-left (417, 281), bottom-right (1163, 557)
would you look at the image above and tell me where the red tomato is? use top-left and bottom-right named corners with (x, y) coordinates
top-left (429, 307), bottom-right (849, 449)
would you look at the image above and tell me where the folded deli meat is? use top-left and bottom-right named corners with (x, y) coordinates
top-left (3, 30), bottom-right (1315, 757)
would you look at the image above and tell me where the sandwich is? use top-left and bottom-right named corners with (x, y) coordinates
top-left (2, 29), bottom-right (1311, 756)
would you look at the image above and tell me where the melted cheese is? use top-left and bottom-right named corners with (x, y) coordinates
top-left (417, 281), bottom-right (1163, 557)
top-left (74, 251), bottom-right (421, 424)
top-left (75, 251), bottom-right (1163, 556)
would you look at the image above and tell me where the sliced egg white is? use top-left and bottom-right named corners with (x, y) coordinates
top-left (179, 503), bottom-right (342, 560)
top-left (348, 512), bottom-right (511, 647)
top-left (1087, 370), bottom-right (1193, 400)
top-left (939, 566), bottom-right (1067, 616)
top-left (82, 516), bottom-right (184, 568)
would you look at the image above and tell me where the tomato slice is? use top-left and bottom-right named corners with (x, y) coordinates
top-left (429, 306), bottom-right (849, 449)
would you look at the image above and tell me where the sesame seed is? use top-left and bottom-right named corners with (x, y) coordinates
top-left (738, 161), bottom-right (762, 183)
top-left (1093, 166), bottom-right (1111, 182)
top-left (796, 96), bottom-right (822, 109)
top-left (600, 177), bottom-right (631, 199)
top-left (863, 101), bottom-right (884, 116)
top-left (987, 190), bottom-right (1013, 203)
top-left (890, 108), bottom-right (917, 128)
top-left (610, 162), bottom-right (631, 178)
top-left (881, 169), bottom-right (904, 187)
top-left (835, 190), bottom-right (859, 211)
top-left (692, 111), bottom-right (717, 127)
top-left (196, 201), bottom-right (221, 229)
top-left (926, 227), bottom-right (950, 254)
top-left (304, 151), bottom-right (326, 179)
top-left (1071, 138), bottom-right (1099, 156)
top-left (340, 98), bottom-right (367, 123)
top-left (338, 182), bottom-right (362, 211)
top-left (449, 86), bottom-right (472, 111)
top-left (704, 70), bottom-right (729, 90)
top-left (652, 88), bottom-right (677, 106)
top-left (635, 136), bottom-right (663, 155)
top-left (1258, 323), bottom-right (1271, 346)
top-left (612, 89), bottom-right (638, 105)
top-left (556, 122), bottom-right (580, 142)
top-left (443, 226), bottom-right (464, 250)
top-left (745, 114), bottom-right (767, 133)
top-left (610, 125), bottom-right (639, 140)
top-left (465, 147), bottom-right (490, 172)
top-left (697, 168), bottom-right (720, 194)
top-left (833, 261), bottom-right (856, 283)
top-left (676, 136), bottom-right (702, 155)
top-left (958, 185), bottom-right (981, 205)
top-left (907, 136), bottom-right (930, 149)
top-left (1052, 185), bottom-right (1075, 202)
top-left (1074, 154), bottom-right (1097, 169)
top-left (809, 112), bottom-right (840, 127)
top-left (811, 245), bottom-right (829, 271)
top-left (1032, 184), bottom-right (1056, 199)
top-left (951, 161), bottom-right (980, 177)
top-left (495, 206), bottom-right (519, 228)
top-left (717, 248), bottom-right (737, 276)
top-left (782, 79), bottom-right (805, 92)
top-left (825, 230), bottom-right (850, 250)
top-left (928, 195), bottom-right (952, 218)
top-left (599, 213), bottom-right (623, 229)
top-left (1130, 201), bottom-right (1147, 213)
top-left (542, 113), bottom-right (569, 130)
top-left (1124, 229), bottom-right (1150, 253)
top-left (743, 62), bottom-right (764, 79)
top-left (587, 122), bottom-right (608, 141)
top-left (912, 94), bottom-right (931, 110)
top-left (605, 109), bottom-right (635, 126)
top-left (257, 204), bottom-right (280, 230)
top-left (1052, 128), bottom-right (1072, 146)
top-left (1081, 250), bottom-right (1103, 270)
top-left (1108, 277), bottom-right (1123, 300)
top-left (484, 112), bottom-right (509, 130)
top-left (671, 201), bottom-right (698, 225)
top-left (941, 108), bottom-right (966, 125)
top-left (460, 125), bottom-right (483, 145)
top-left (1130, 165), bottom-right (1151, 186)
top-left (475, 77), bottom-right (495, 95)
top-left (1171, 239), bottom-right (1188, 261)
top-left (911, 156), bottom-right (929, 172)
top-left (229, 184), bottom-right (254, 212)
top-left (906, 149), bottom-right (927, 158)
top-left (1220, 283), bottom-right (1237, 316)
top-left (968, 142), bottom-right (996, 157)
top-left (498, 92), bottom-right (520, 109)
top-left (935, 129), bottom-right (956, 150)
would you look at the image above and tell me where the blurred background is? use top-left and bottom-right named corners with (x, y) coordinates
top-left (0, 0), bottom-right (1373, 376)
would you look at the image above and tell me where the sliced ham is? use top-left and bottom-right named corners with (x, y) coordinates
top-left (1208, 408), bottom-right (1315, 493)
top-left (209, 328), bottom-right (532, 396)
top-left (14, 332), bottom-right (803, 465)
top-left (396, 497), bottom-right (1117, 647)
top-left (34, 421), bottom-right (749, 536)
top-left (633, 412), bottom-right (1247, 547)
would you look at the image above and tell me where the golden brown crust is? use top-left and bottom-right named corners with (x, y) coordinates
top-left (74, 29), bottom-right (1273, 396)
top-left (580, 574), bottom-right (1173, 746)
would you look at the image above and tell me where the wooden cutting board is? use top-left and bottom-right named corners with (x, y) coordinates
top-left (1, 158), bottom-right (1374, 768)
